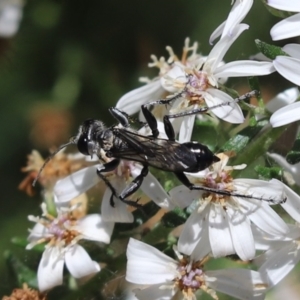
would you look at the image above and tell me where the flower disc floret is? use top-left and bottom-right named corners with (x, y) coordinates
top-left (175, 257), bottom-right (207, 299)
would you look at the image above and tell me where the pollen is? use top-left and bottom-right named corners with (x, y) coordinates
top-left (19, 150), bottom-right (90, 194)
top-left (204, 169), bottom-right (234, 203)
top-left (2, 283), bottom-right (47, 300)
top-left (27, 204), bottom-right (81, 249)
top-left (174, 257), bottom-right (217, 300)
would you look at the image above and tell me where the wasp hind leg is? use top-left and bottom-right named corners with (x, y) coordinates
top-left (165, 90), bottom-right (259, 120)
top-left (175, 172), bottom-right (286, 203)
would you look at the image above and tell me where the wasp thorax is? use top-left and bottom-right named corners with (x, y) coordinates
top-left (99, 129), bottom-right (114, 151)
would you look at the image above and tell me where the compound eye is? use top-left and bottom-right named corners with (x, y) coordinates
top-left (77, 136), bottom-right (90, 156)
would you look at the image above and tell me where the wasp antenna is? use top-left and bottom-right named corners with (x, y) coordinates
top-left (32, 139), bottom-right (77, 187)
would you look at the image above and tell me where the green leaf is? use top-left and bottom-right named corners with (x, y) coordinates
top-left (222, 121), bottom-right (267, 153)
top-left (142, 223), bottom-right (172, 245)
top-left (4, 251), bottom-right (38, 288)
top-left (255, 40), bottom-right (289, 60)
top-left (219, 85), bottom-right (240, 99)
top-left (254, 165), bottom-right (283, 180)
top-left (161, 209), bottom-right (187, 228)
top-left (286, 134), bottom-right (300, 164)
top-left (231, 125), bottom-right (287, 171)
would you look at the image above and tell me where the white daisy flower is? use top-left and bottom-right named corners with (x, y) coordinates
top-left (54, 159), bottom-right (173, 223)
top-left (271, 44), bottom-right (300, 86)
top-left (26, 203), bottom-right (114, 292)
top-left (118, 26), bottom-right (275, 142)
top-left (209, 0), bottom-right (254, 44)
top-left (126, 238), bottom-right (267, 300)
top-left (253, 224), bottom-right (300, 288)
top-left (267, 0), bottom-right (300, 40)
top-left (169, 152), bottom-right (288, 261)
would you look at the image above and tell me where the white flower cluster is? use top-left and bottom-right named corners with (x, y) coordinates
top-left (23, 0), bottom-right (300, 299)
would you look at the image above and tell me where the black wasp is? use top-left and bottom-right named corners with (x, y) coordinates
top-left (33, 89), bottom-right (279, 207)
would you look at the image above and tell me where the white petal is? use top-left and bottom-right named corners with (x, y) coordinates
top-left (270, 101), bottom-right (300, 127)
top-left (268, 152), bottom-right (295, 172)
top-left (178, 114), bottom-right (196, 143)
top-left (169, 185), bottom-right (201, 209)
top-left (116, 80), bottom-right (164, 115)
top-left (65, 244), bottom-right (100, 278)
top-left (233, 178), bottom-right (285, 204)
top-left (209, 20), bottom-right (225, 45)
top-left (259, 242), bottom-right (300, 286)
top-left (134, 283), bottom-right (176, 300)
top-left (209, 204), bottom-right (235, 257)
top-left (210, 0), bottom-right (253, 44)
top-left (271, 13), bottom-right (300, 40)
top-left (227, 207), bottom-right (255, 260)
top-left (37, 247), bottom-right (64, 292)
top-left (220, 0), bottom-right (253, 40)
top-left (177, 204), bottom-right (210, 255)
top-left (131, 165), bottom-right (174, 209)
top-left (247, 201), bottom-right (289, 236)
top-left (266, 87), bottom-right (299, 113)
top-left (160, 65), bottom-right (186, 93)
top-left (190, 227), bottom-right (211, 262)
top-left (273, 56), bottom-right (300, 86)
top-left (215, 61), bottom-right (275, 78)
top-left (205, 89), bottom-right (244, 123)
top-left (271, 179), bottom-right (300, 223)
top-left (74, 214), bottom-right (114, 243)
top-left (267, 0), bottom-right (300, 11)
top-left (0, 4), bottom-right (23, 37)
top-left (126, 238), bottom-right (177, 284)
top-left (28, 222), bottom-right (49, 242)
top-left (206, 269), bottom-right (266, 300)
top-left (207, 24), bottom-right (249, 70)
top-left (283, 43), bottom-right (300, 60)
top-left (54, 165), bottom-right (100, 203)
top-left (101, 178), bottom-right (134, 223)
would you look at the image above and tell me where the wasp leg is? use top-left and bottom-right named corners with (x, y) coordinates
top-left (109, 107), bottom-right (130, 128)
top-left (97, 159), bottom-right (120, 207)
top-left (140, 82), bottom-right (191, 138)
top-left (143, 76), bottom-right (191, 108)
top-left (140, 98), bottom-right (177, 140)
top-left (163, 115), bottom-right (175, 141)
top-left (141, 104), bottom-right (159, 138)
top-left (175, 172), bottom-right (286, 204)
top-left (119, 165), bottom-right (149, 207)
top-left (166, 90), bottom-right (259, 120)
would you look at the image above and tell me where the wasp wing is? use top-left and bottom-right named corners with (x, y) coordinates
top-left (112, 128), bottom-right (160, 156)
top-left (110, 128), bottom-right (188, 171)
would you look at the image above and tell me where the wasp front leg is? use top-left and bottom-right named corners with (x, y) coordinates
top-left (109, 107), bottom-right (130, 128)
top-left (96, 158), bottom-right (121, 207)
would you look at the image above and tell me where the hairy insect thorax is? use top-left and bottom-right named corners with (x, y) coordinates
top-left (77, 119), bottom-right (124, 158)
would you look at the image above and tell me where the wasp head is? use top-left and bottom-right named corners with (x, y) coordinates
top-left (77, 119), bottom-right (105, 158)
